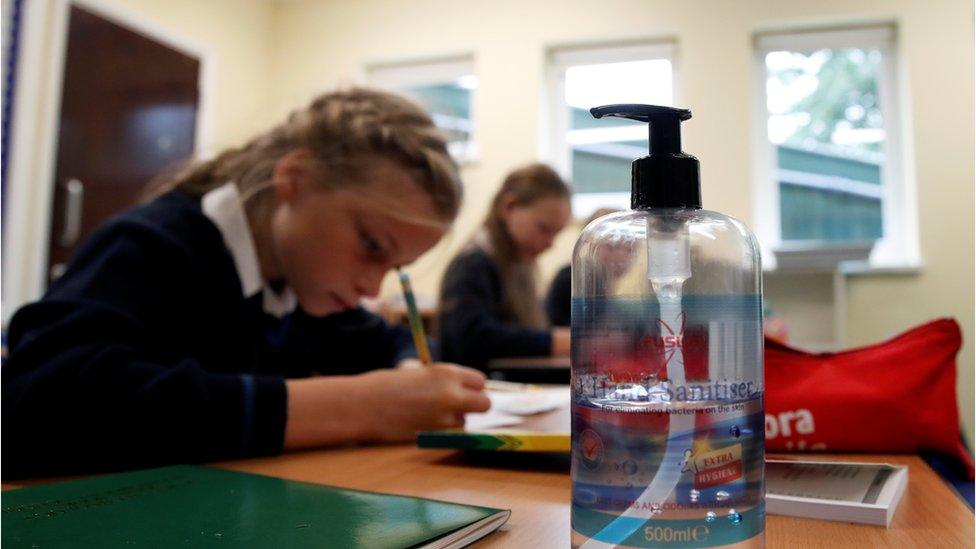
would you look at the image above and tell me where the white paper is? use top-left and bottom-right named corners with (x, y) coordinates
top-left (463, 411), bottom-right (523, 430)
top-left (462, 387), bottom-right (569, 430)
top-left (487, 387), bottom-right (569, 416)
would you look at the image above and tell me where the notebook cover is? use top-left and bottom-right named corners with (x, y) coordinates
top-left (2, 465), bottom-right (507, 548)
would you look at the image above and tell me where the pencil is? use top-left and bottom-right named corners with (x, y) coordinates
top-left (397, 268), bottom-right (433, 365)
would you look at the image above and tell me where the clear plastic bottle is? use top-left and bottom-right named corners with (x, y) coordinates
top-left (571, 105), bottom-right (764, 548)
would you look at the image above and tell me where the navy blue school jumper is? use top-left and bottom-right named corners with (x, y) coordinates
top-left (545, 264), bottom-right (572, 327)
top-left (437, 247), bottom-right (551, 371)
top-left (2, 186), bottom-right (416, 479)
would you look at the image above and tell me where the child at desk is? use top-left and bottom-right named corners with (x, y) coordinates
top-left (438, 164), bottom-right (572, 370)
top-left (2, 88), bottom-right (491, 478)
top-left (545, 208), bottom-right (626, 327)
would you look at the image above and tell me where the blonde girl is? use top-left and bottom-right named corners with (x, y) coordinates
top-left (3, 88), bottom-right (490, 478)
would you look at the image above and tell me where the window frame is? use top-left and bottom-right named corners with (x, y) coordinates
top-left (753, 25), bottom-right (919, 270)
top-left (545, 41), bottom-right (678, 219)
top-left (367, 56), bottom-right (478, 164)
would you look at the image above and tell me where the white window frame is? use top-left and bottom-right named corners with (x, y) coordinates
top-left (368, 56), bottom-right (477, 164)
top-left (545, 41), bottom-right (677, 219)
top-left (753, 25), bottom-right (919, 270)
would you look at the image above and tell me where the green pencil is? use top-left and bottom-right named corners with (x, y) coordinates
top-left (397, 268), bottom-right (433, 365)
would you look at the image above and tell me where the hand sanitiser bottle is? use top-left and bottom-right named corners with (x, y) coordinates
top-left (571, 105), bottom-right (764, 548)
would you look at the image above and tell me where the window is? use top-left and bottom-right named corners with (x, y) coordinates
top-left (368, 57), bottom-right (477, 162)
top-left (755, 26), bottom-right (916, 268)
top-left (547, 43), bottom-right (675, 218)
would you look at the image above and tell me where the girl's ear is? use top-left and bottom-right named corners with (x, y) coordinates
top-left (497, 192), bottom-right (519, 221)
top-left (273, 149), bottom-right (313, 202)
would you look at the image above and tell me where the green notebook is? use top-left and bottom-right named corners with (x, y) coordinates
top-left (2, 465), bottom-right (510, 548)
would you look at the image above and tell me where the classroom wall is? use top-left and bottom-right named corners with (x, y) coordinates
top-left (269, 0), bottom-right (974, 447)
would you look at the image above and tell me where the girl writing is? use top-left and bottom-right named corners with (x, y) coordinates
top-left (3, 88), bottom-right (490, 478)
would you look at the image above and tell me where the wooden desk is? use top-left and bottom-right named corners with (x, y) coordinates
top-left (216, 447), bottom-right (973, 547)
top-left (4, 396), bottom-right (970, 547)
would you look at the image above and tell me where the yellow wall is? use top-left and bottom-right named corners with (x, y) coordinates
top-left (269, 0), bottom-right (974, 447)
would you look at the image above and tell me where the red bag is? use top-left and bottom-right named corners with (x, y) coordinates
top-left (765, 318), bottom-right (973, 477)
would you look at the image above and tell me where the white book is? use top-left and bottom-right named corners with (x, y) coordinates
top-left (765, 459), bottom-right (908, 527)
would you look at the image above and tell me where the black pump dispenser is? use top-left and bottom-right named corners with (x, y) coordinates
top-left (590, 104), bottom-right (701, 210)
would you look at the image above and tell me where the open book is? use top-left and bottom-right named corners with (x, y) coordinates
top-left (765, 459), bottom-right (908, 526)
top-left (2, 465), bottom-right (510, 548)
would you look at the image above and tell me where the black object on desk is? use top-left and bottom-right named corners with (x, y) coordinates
top-left (486, 356), bottom-right (570, 384)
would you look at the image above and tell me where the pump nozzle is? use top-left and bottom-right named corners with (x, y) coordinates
top-left (590, 104), bottom-right (701, 210)
top-left (591, 104), bottom-right (690, 156)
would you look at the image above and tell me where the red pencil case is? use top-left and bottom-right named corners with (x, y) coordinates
top-left (765, 318), bottom-right (973, 477)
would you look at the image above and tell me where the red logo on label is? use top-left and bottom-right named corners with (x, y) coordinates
top-left (579, 429), bottom-right (603, 470)
top-left (657, 312), bottom-right (686, 365)
top-left (685, 444), bottom-right (744, 490)
top-left (694, 462), bottom-right (743, 489)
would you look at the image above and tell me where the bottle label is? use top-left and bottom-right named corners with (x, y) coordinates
top-left (571, 294), bottom-right (764, 548)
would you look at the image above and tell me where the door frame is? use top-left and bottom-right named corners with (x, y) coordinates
top-left (2, 0), bottom-right (211, 323)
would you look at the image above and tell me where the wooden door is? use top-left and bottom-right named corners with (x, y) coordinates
top-left (47, 5), bottom-right (199, 280)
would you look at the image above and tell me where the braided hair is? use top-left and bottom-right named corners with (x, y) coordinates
top-left (145, 87), bottom-right (462, 223)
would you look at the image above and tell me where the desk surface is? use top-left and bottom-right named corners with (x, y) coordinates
top-left (217, 446), bottom-right (974, 548)
top-left (4, 400), bottom-right (971, 547)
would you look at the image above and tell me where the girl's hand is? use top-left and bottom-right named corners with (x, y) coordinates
top-left (355, 364), bottom-right (491, 442)
top-left (551, 327), bottom-right (571, 357)
top-left (284, 363), bottom-right (490, 449)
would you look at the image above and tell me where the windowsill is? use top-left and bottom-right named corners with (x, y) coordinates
top-left (839, 261), bottom-right (923, 277)
top-left (450, 144), bottom-right (479, 167)
top-left (456, 155), bottom-right (480, 168)
top-left (758, 228), bottom-right (920, 276)
top-left (571, 192), bottom-right (631, 221)
top-left (763, 238), bottom-right (921, 276)
top-left (769, 240), bottom-right (875, 272)
top-left (764, 260), bottom-right (923, 276)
